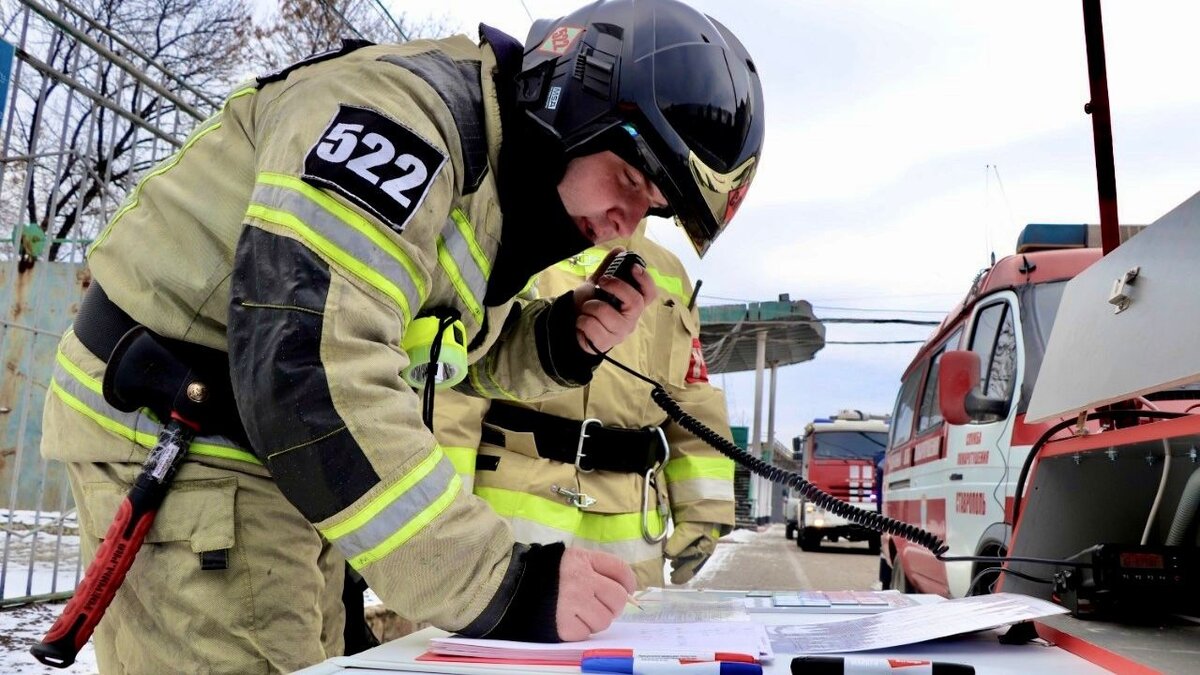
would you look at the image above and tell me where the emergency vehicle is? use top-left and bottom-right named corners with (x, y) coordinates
top-left (788, 411), bottom-right (888, 552)
top-left (882, 224), bottom-right (1129, 597)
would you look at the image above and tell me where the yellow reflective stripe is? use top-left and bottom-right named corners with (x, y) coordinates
top-left (321, 447), bottom-right (444, 541)
top-left (348, 474), bottom-right (461, 569)
top-left (254, 172), bottom-right (427, 321)
top-left (475, 486), bottom-right (665, 541)
top-left (436, 234), bottom-right (483, 323)
top-left (91, 86), bottom-right (257, 254)
top-left (49, 380), bottom-right (261, 465)
top-left (450, 208), bottom-right (490, 276)
top-left (555, 248), bottom-right (607, 276)
top-left (51, 379), bottom-right (155, 445)
top-left (552, 249), bottom-right (686, 304)
top-left (467, 361), bottom-right (520, 401)
top-left (442, 445), bottom-right (477, 476)
top-left (246, 203), bottom-right (416, 324)
top-left (647, 268), bottom-right (685, 303)
top-left (55, 348), bottom-right (101, 396)
top-left (54, 348), bottom-right (261, 465)
top-left (664, 455), bottom-right (735, 483)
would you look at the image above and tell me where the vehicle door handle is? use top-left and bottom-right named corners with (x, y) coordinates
top-left (949, 473), bottom-right (964, 481)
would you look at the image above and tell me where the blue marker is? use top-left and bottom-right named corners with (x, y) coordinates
top-left (582, 655), bottom-right (763, 675)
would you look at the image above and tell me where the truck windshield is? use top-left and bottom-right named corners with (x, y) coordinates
top-left (1029, 280), bottom-right (1067, 348)
top-left (812, 431), bottom-right (888, 460)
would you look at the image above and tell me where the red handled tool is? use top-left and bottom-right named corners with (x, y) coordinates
top-left (31, 414), bottom-right (197, 668)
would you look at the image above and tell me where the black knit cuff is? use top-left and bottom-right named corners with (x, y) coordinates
top-left (535, 292), bottom-right (604, 386)
top-left (478, 542), bottom-right (564, 642)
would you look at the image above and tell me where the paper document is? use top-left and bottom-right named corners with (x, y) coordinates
top-left (765, 592), bottom-right (1068, 654)
top-left (639, 587), bottom-right (920, 614)
top-left (430, 620), bottom-right (771, 663)
top-left (756, 590), bottom-right (919, 613)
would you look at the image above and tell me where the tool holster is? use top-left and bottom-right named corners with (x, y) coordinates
top-left (76, 282), bottom-right (250, 447)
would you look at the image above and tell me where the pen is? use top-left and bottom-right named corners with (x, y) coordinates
top-left (628, 593), bottom-right (645, 611)
top-left (791, 656), bottom-right (975, 674)
top-left (582, 655), bottom-right (762, 675)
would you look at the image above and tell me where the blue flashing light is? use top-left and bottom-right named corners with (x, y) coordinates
top-left (1016, 224), bottom-right (1088, 254)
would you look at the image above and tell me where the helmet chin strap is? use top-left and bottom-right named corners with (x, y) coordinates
top-left (485, 115), bottom-right (592, 306)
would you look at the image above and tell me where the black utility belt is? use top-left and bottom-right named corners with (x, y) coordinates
top-left (483, 403), bottom-right (667, 474)
top-left (73, 282), bottom-right (251, 448)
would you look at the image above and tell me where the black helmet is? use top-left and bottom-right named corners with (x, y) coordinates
top-left (516, 0), bottom-right (764, 257)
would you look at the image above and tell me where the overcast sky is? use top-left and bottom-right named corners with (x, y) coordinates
top-left (387, 0), bottom-right (1200, 445)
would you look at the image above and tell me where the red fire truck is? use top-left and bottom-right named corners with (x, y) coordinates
top-left (788, 411), bottom-right (888, 553)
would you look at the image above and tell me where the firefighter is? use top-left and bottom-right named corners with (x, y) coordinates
top-left (434, 224), bottom-right (735, 590)
top-left (40, 0), bottom-right (763, 671)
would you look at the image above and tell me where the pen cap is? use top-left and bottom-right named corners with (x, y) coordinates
top-left (791, 656), bottom-right (975, 674)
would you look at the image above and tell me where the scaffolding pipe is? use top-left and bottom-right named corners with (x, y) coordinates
top-left (16, 0), bottom-right (208, 121)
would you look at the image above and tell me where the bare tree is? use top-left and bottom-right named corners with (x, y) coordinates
top-left (0, 0), bottom-right (457, 265)
top-left (0, 0), bottom-right (253, 266)
top-left (249, 0), bottom-right (458, 73)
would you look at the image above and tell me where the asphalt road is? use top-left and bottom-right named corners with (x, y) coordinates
top-left (687, 523), bottom-right (881, 593)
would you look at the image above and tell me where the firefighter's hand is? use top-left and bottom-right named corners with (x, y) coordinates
top-left (556, 547), bottom-right (637, 641)
top-left (573, 247), bottom-right (657, 354)
top-left (665, 522), bottom-right (727, 585)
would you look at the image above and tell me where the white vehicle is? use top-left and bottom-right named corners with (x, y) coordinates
top-left (882, 225), bottom-right (1116, 597)
top-left (791, 411), bottom-right (888, 552)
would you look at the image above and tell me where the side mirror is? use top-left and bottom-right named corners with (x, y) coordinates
top-left (938, 351), bottom-right (1009, 425)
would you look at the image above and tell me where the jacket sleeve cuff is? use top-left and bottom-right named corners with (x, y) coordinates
top-left (458, 542), bottom-right (563, 642)
top-left (534, 291), bottom-right (603, 386)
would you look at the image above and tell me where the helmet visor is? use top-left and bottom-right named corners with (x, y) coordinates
top-left (622, 124), bottom-right (756, 257)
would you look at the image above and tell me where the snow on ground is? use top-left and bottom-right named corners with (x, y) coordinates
top-left (0, 511), bottom-right (92, 673)
top-left (0, 602), bottom-right (97, 674)
top-left (681, 524), bottom-right (766, 588)
top-left (1, 511), bottom-right (82, 601)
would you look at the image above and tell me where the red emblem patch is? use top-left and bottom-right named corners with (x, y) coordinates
top-left (686, 337), bottom-right (709, 383)
top-left (538, 26), bottom-right (584, 55)
top-left (723, 181), bottom-right (751, 224)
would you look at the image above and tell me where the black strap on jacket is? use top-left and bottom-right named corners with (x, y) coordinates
top-left (483, 403), bottom-right (667, 474)
top-left (74, 282), bottom-right (138, 363)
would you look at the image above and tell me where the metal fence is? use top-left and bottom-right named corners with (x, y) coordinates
top-left (0, 0), bottom-right (203, 606)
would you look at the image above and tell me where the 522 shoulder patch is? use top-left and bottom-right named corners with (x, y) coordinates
top-left (303, 105), bottom-right (447, 234)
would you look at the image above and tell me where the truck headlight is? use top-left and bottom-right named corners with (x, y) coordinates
top-left (805, 503), bottom-right (815, 513)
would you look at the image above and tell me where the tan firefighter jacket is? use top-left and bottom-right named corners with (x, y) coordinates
top-left (433, 224), bottom-right (736, 588)
top-left (45, 35), bottom-right (603, 634)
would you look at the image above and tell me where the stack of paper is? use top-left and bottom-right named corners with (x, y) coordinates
top-left (765, 592), bottom-right (1069, 654)
top-left (428, 621), bottom-right (771, 664)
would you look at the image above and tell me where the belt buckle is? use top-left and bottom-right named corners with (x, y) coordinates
top-left (575, 418), bottom-right (602, 473)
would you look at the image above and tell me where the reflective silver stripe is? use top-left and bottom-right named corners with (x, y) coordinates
top-left (250, 182), bottom-right (423, 321)
top-left (437, 211), bottom-right (489, 326)
top-left (507, 517), bottom-right (664, 564)
top-left (51, 359), bottom-right (257, 464)
top-left (330, 457), bottom-right (458, 560)
top-left (440, 214), bottom-right (488, 306)
top-left (668, 478), bottom-right (736, 504)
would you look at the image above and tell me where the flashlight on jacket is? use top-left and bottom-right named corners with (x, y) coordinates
top-left (401, 313), bottom-right (468, 389)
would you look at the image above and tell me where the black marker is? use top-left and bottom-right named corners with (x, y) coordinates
top-left (792, 656), bottom-right (975, 674)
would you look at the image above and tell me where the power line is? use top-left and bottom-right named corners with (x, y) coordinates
top-left (819, 317), bottom-right (941, 326)
top-left (316, 0), bottom-right (365, 39)
top-left (516, 0), bottom-right (534, 21)
top-left (370, 0), bottom-right (410, 41)
top-left (813, 305), bottom-right (946, 315)
top-left (826, 340), bottom-right (926, 345)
